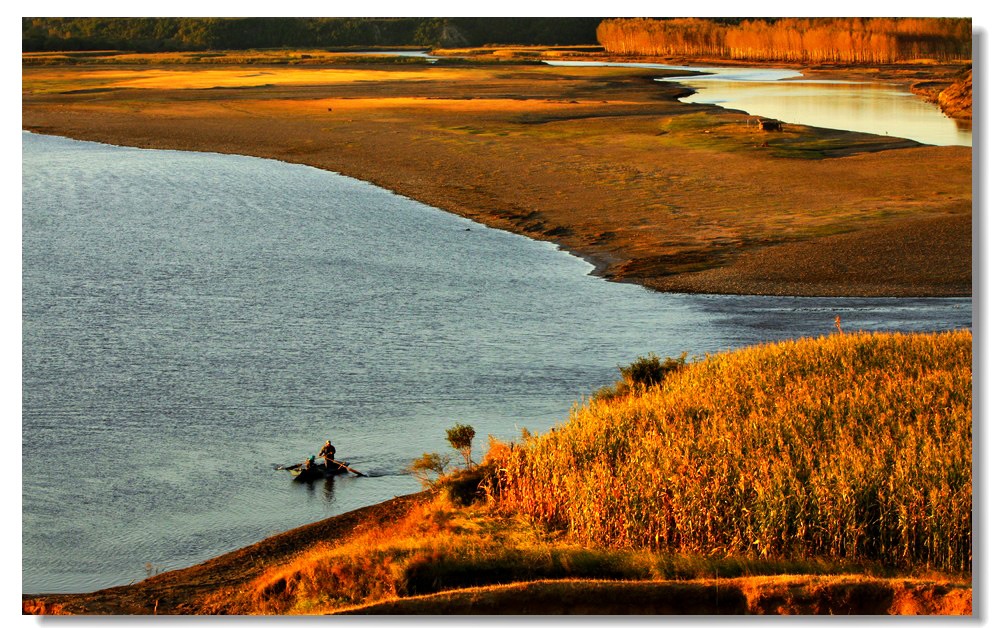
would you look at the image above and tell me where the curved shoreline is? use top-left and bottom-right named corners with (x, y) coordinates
top-left (22, 57), bottom-right (972, 298)
top-left (23, 492), bottom-right (431, 613)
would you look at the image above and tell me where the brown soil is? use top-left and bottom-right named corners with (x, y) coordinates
top-left (22, 57), bottom-right (972, 297)
top-left (908, 67), bottom-right (972, 122)
top-left (337, 576), bottom-right (972, 615)
top-left (649, 213), bottom-right (972, 295)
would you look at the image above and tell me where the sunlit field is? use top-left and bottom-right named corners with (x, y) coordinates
top-left (489, 330), bottom-right (972, 572)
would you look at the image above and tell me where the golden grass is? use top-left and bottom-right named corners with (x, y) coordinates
top-left (219, 490), bottom-right (878, 614)
top-left (487, 330), bottom-right (972, 572)
top-left (223, 496), bottom-right (547, 614)
top-left (21, 66), bottom-right (486, 93)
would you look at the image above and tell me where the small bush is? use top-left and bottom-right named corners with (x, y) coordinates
top-left (410, 452), bottom-right (451, 488)
top-left (438, 465), bottom-right (494, 506)
top-left (594, 352), bottom-right (688, 401)
top-left (620, 352), bottom-right (687, 387)
top-left (446, 423), bottom-right (476, 468)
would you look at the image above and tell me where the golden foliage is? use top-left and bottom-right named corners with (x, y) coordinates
top-left (486, 330), bottom-right (972, 572)
top-left (22, 600), bottom-right (68, 615)
top-left (597, 18), bottom-right (972, 63)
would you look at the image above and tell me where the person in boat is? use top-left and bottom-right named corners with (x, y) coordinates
top-left (319, 440), bottom-right (336, 470)
top-left (301, 455), bottom-right (316, 472)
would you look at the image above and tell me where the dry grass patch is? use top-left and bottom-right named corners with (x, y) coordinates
top-left (489, 330), bottom-right (972, 572)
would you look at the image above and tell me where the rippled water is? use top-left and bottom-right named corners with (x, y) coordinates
top-left (547, 60), bottom-right (971, 147)
top-left (22, 132), bottom-right (971, 593)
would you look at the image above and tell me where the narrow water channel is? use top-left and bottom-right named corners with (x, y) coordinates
top-left (545, 59), bottom-right (971, 146)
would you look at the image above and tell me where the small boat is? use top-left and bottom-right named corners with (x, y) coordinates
top-left (289, 460), bottom-right (356, 482)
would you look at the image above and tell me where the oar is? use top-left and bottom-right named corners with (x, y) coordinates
top-left (328, 459), bottom-right (367, 477)
top-left (278, 462), bottom-right (303, 471)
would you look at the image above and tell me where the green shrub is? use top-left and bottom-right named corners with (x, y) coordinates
top-left (446, 423), bottom-right (476, 468)
top-left (594, 352), bottom-right (688, 401)
top-left (620, 352), bottom-right (687, 387)
top-left (438, 466), bottom-right (490, 506)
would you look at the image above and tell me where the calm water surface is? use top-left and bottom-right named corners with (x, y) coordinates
top-left (547, 60), bottom-right (971, 147)
top-left (22, 132), bottom-right (971, 593)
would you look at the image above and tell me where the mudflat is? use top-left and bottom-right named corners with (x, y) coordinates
top-left (22, 56), bottom-right (972, 297)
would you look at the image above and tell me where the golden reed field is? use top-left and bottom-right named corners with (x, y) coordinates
top-left (488, 330), bottom-right (972, 573)
top-left (597, 17), bottom-right (971, 63)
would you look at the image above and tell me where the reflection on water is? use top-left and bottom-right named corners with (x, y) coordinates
top-left (672, 77), bottom-right (971, 147)
top-left (546, 60), bottom-right (971, 147)
top-left (291, 474), bottom-right (338, 503)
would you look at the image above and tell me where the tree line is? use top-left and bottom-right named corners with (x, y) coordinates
top-left (22, 17), bottom-right (602, 52)
top-left (597, 17), bottom-right (971, 63)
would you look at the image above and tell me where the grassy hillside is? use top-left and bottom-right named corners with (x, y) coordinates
top-left (24, 330), bottom-right (972, 614)
top-left (488, 330), bottom-right (972, 572)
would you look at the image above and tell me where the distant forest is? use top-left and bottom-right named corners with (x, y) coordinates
top-left (23, 17), bottom-right (972, 64)
top-left (597, 18), bottom-right (972, 63)
top-left (22, 17), bottom-right (603, 52)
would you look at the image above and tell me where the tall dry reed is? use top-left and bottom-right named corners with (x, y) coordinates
top-left (487, 331), bottom-right (971, 572)
top-left (597, 18), bottom-right (971, 64)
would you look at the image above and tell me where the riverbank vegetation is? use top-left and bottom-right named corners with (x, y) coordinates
top-left (597, 18), bottom-right (971, 64)
top-left (488, 330), bottom-right (972, 573)
top-left (24, 330), bottom-right (972, 614)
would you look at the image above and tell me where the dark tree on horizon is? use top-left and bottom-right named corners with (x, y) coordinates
top-left (22, 17), bottom-right (604, 52)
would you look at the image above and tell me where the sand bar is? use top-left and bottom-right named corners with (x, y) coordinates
top-left (22, 58), bottom-right (972, 297)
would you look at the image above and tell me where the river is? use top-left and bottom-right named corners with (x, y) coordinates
top-left (545, 60), bottom-right (971, 147)
top-left (21, 128), bottom-right (970, 594)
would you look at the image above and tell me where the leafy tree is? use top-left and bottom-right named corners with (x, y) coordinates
top-left (445, 423), bottom-right (476, 469)
top-left (413, 18), bottom-right (449, 47)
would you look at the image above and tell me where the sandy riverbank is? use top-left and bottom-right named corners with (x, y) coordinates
top-left (22, 55), bottom-right (971, 297)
